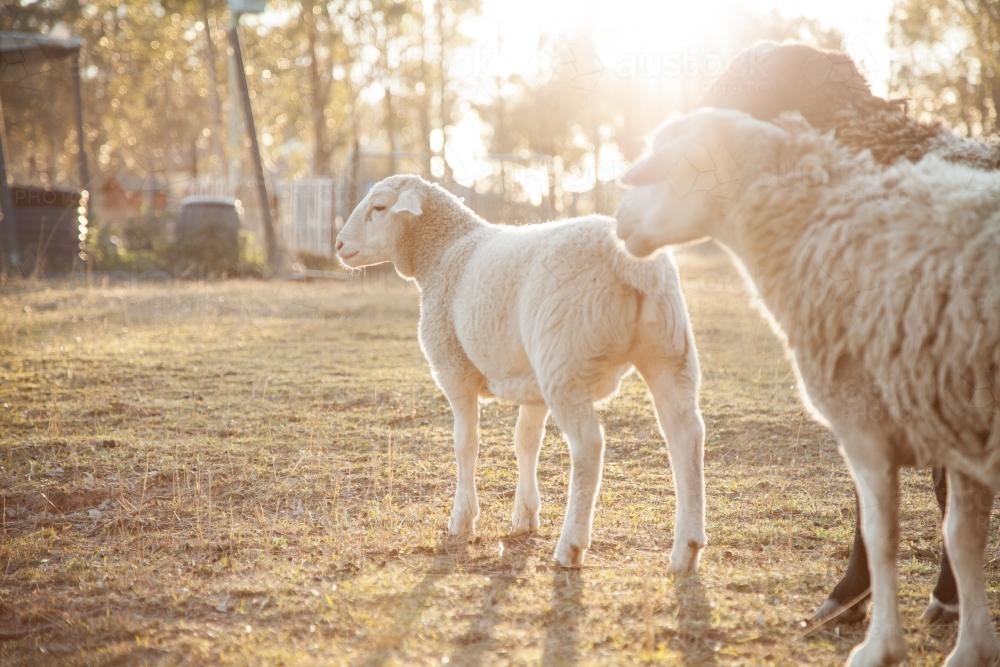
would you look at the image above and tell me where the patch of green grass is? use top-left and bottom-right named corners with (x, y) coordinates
top-left (1, 250), bottom-right (996, 665)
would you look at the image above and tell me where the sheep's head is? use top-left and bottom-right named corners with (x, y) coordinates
top-left (701, 41), bottom-right (870, 121)
top-left (615, 108), bottom-right (775, 257)
top-left (336, 175), bottom-right (427, 270)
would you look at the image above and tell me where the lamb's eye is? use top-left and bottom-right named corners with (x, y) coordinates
top-left (372, 205), bottom-right (386, 212)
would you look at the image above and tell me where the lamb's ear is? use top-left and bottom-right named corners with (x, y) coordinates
top-left (392, 188), bottom-right (424, 216)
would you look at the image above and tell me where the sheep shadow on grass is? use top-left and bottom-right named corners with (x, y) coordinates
top-left (448, 534), bottom-right (541, 666)
top-left (357, 534), bottom-right (471, 667)
top-left (359, 533), bottom-right (542, 667)
top-left (672, 575), bottom-right (719, 666)
top-left (540, 567), bottom-right (583, 666)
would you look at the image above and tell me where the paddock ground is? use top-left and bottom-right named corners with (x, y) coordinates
top-left (2, 247), bottom-right (997, 665)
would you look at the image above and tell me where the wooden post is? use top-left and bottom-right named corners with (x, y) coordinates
top-left (228, 15), bottom-right (279, 269)
top-left (0, 95), bottom-right (18, 268)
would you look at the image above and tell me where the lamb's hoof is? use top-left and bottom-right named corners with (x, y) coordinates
top-left (511, 506), bottom-right (540, 535)
top-left (554, 541), bottom-right (586, 568)
top-left (447, 515), bottom-right (477, 539)
top-left (848, 635), bottom-right (907, 667)
top-left (510, 522), bottom-right (538, 536)
top-left (811, 596), bottom-right (870, 626)
top-left (922, 596), bottom-right (959, 625)
top-left (669, 538), bottom-right (705, 575)
top-left (945, 640), bottom-right (1000, 667)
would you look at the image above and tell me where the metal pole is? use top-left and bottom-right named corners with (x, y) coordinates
top-left (227, 16), bottom-right (279, 269)
top-left (0, 95), bottom-right (18, 268)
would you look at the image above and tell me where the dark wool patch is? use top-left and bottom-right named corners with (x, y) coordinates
top-left (703, 42), bottom-right (999, 169)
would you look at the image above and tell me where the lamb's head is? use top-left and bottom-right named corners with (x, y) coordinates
top-left (336, 174), bottom-right (428, 270)
top-left (615, 107), bottom-right (783, 257)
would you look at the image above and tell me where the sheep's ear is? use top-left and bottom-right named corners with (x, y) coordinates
top-left (620, 150), bottom-right (674, 187)
top-left (392, 188), bottom-right (424, 216)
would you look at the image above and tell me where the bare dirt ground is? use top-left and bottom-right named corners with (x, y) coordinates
top-left (2, 248), bottom-right (997, 665)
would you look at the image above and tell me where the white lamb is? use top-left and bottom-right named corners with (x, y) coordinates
top-left (335, 174), bottom-right (707, 570)
top-left (614, 108), bottom-right (1000, 666)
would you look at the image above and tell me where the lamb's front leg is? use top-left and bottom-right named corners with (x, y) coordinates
top-left (943, 470), bottom-right (998, 667)
top-left (548, 400), bottom-right (605, 567)
top-left (446, 390), bottom-right (481, 537)
top-left (512, 403), bottom-right (548, 534)
top-left (841, 433), bottom-right (907, 667)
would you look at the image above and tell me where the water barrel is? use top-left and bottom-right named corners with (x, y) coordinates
top-left (174, 196), bottom-right (241, 275)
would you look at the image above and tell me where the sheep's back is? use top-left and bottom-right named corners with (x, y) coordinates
top-left (450, 216), bottom-right (659, 402)
top-left (772, 160), bottom-right (1000, 485)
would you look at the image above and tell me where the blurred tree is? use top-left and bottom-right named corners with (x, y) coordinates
top-left (2, 2), bottom-right (224, 190)
top-left (890, 0), bottom-right (1000, 135)
top-left (488, 10), bottom-right (844, 211)
top-left (2, 0), bottom-right (867, 221)
top-left (242, 0), bottom-right (354, 177)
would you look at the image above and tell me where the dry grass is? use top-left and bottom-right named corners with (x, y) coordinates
top-left (1, 248), bottom-right (997, 666)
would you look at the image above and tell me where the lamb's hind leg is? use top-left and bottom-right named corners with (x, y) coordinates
top-left (636, 359), bottom-right (706, 574)
top-left (512, 403), bottom-right (548, 534)
top-left (943, 470), bottom-right (998, 667)
top-left (547, 399), bottom-right (605, 568)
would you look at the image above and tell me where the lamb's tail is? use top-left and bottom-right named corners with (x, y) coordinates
top-left (612, 248), bottom-right (697, 376)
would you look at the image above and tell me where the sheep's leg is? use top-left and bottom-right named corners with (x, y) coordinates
top-left (548, 400), bottom-right (605, 568)
top-left (445, 390), bottom-right (481, 537)
top-left (637, 365), bottom-right (706, 574)
top-left (512, 403), bottom-right (548, 534)
top-left (842, 434), bottom-right (907, 667)
top-left (816, 469), bottom-right (956, 628)
top-left (812, 488), bottom-right (871, 624)
top-left (924, 466), bottom-right (959, 624)
top-left (943, 470), bottom-right (998, 667)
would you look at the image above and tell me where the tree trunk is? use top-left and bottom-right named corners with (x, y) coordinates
top-left (384, 85), bottom-right (398, 174)
top-left (418, 6), bottom-right (433, 175)
top-left (202, 1), bottom-right (227, 176)
top-left (590, 116), bottom-right (601, 213)
top-left (435, 0), bottom-right (453, 182)
top-left (989, 74), bottom-right (1000, 135)
top-left (546, 157), bottom-right (559, 217)
top-left (304, 0), bottom-right (332, 176)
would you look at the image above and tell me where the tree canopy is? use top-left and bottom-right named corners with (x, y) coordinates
top-left (0, 0), bottom-right (991, 209)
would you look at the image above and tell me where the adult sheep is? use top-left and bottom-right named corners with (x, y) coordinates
top-left (615, 108), bottom-right (1000, 666)
top-left (335, 174), bottom-right (707, 571)
top-left (704, 40), bottom-right (1000, 626)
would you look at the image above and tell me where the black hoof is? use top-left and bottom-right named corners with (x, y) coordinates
top-left (811, 596), bottom-right (870, 626)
